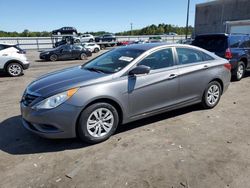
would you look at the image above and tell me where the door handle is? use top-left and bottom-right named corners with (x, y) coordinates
top-left (168, 74), bottom-right (178, 80)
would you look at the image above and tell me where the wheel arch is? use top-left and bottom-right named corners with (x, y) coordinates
top-left (239, 57), bottom-right (248, 68)
top-left (4, 60), bottom-right (24, 71)
top-left (209, 78), bottom-right (224, 94)
top-left (75, 97), bottom-right (124, 136)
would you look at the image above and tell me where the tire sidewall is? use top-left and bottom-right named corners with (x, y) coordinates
top-left (78, 103), bottom-right (119, 143)
top-left (236, 61), bottom-right (245, 81)
top-left (50, 54), bottom-right (57, 61)
top-left (202, 81), bottom-right (222, 109)
top-left (80, 53), bottom-right (87, 60)
top-left (7, 63), bottom-right (23, 77)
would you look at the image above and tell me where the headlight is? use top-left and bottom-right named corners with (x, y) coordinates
top-left (32, 88), bottom-right (79, 110)
top-left (44, 52), bottom-right (50, 55)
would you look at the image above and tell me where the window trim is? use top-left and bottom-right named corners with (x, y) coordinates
top-left (135, 47), bottom-right (177, 72)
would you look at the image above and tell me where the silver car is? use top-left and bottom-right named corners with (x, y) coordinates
top-left (21, 43), bottom-right (231, 143)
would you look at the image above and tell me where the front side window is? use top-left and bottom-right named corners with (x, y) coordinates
top-left (138, 48), bottom-right (174, 70)
top-left (176, 48), bottom-right (203, 65)
top-left (83, 48), bottom-right (145, 73)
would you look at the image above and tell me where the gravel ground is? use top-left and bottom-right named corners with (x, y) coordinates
top-left (0, 50), bottom-right (250, 188)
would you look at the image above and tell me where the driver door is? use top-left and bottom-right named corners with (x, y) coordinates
top-left (60, 45), bottom-right (72, 60)
top-left (128, 48), bottom-right (180, 118)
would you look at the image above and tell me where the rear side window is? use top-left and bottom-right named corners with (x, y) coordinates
top-left (193, 35), bottom-right (227, 52)
top-left (229, 36), bottom-right (243, 48)
top-left (176, 48), bottom-right (204, 65)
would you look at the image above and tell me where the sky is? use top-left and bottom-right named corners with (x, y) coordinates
top-left (0, 0), bottom-right (207, 33)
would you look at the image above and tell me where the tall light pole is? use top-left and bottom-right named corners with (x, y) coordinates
top-left (185, 0), bottom-right (190, 39)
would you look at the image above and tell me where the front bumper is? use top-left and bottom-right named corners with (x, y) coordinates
top-left (22, 62), bottom-right (30, 70)
top-left (20, 102), bottom-right (82, 139)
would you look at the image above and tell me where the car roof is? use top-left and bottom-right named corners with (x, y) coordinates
top-left (120, 43), bottom-right (187, 51)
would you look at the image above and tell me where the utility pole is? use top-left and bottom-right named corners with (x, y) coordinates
top-left (185, 0), bottom-right (190, 39)
top-left (130, 23), bottom-right (133, 36)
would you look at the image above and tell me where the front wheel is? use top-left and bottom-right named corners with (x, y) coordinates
top-left (202, 81), bottom-right (222, 109)
top-left (77, 103), bottom-right (119, 144)
top-left (7, 63), bottom-right (23, 77)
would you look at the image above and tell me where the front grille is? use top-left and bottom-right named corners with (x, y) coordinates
top-left (22, 93), bottom-right (39, 106)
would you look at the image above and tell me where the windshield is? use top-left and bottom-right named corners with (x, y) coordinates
top-left (193, 35), bottom-right (227, 52)
top-left (82, 47), bottom-right (145, 73)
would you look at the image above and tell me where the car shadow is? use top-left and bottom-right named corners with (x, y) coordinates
top-left (0, 104), bottom-right (202, 155)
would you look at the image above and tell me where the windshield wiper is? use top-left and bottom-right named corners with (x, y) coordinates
top-left (84, 67), bottom-right (111, 74)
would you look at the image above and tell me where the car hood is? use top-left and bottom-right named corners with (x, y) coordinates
top-left (27, 66), bottom-right (112, 98)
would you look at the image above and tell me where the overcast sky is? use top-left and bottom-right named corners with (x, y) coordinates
top-left (0, 0), bottom-right (206, 33)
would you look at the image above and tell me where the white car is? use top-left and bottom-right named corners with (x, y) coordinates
top-left (74, 34), bottom-right (95, 43)
top-left (0, 43), bottom-right (29, 76)
top-left (82, 43), bottom-right (100, 53)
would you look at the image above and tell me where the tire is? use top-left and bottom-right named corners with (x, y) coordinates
top-left (89, 39), bottom-right (94, 42)
top-left (57, 32), bottom-right (61, 35)
top-left (6, 62), bottom-right (23, 77)
top-left (94, 48), bottom-right (99, 53)
top-left (234, 61), bottom-right (245, 81)
top-left (80, 53), bottom-right (87, 60)
top-left (49, 54), bottom-right (58, 61)
top-left (77, 103), bottom-right (119, 144)
top-left (202, 81), bottom-right (222, 109)
top-left (75, 39), bottom-right (80, 43)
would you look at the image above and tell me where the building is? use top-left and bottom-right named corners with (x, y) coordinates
top-left (195, 0), bottom-right (250, 35)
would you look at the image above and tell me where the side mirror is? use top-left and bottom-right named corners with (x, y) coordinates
top-left (129, 65), bottom-right (150, 76)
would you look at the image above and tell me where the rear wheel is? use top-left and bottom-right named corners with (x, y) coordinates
top-left (49, 54), bottom-right (58, 61)
top-left (202, 81), bottom-right (222, 109)
top-left (89, 39), bottom-right (94, 42)
top-left (234, 61), bottom-right (245, 81)
top-left (77, 103), bottom-right (119, 143)
top-left (7, 63), bottom-right (23, 77)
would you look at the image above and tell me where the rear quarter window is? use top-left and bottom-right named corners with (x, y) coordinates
top-left (229, 36), bottom-right (243, 48)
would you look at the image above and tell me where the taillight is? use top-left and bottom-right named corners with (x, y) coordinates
top-left (225, 48), bottom-right (232, 59)
top-left (224, 63), bottom-right (231, 70)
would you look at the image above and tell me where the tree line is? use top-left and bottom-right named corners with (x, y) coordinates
top-left (0, 23), bottom-right (193, 37)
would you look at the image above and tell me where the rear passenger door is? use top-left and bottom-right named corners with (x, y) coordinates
top-left (176, 47), bottom-right (214, 103)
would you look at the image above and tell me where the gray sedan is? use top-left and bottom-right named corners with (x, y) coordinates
top-left (21, 43), bottom-right (231, 143)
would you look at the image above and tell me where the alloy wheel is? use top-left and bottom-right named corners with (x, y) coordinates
top-left (87, 108), bottom-right (114, 138)
top-left (8, 64), bottom-right (22, 76)
top-left (237, 64), bottom-right (244, 80)
top-left (207, 85), bottom-right (220, 106)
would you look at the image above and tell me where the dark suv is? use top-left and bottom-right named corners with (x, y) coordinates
top-left (52, 27), bottom-right (78, 35)
top-left (192, 33), bottom-right (250, 81)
